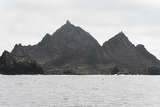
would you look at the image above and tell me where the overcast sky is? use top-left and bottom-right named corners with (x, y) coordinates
top-left (1, 0), bottom-right (160, 58)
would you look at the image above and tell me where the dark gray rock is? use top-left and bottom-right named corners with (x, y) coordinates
top-left (11, 21), bottom-right (108, 67)
top-left (0, 51), bottom-right (44, 75)
top-left (102, 32), bottom-right (160, 74)
top-left (148, 66), bottom-right (160, 75)
top-left (136, 44), bottom-right (160, 65)
top-left (103, 32), bottom-right (141, 65)
top-left (1, 21), bottom-right (160, 75)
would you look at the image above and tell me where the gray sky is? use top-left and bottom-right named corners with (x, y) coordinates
top-left (1, 0), bottom-right (160, 59)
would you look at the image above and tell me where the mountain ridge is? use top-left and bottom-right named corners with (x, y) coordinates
top-left (0, 20), bottom-right (160, 75)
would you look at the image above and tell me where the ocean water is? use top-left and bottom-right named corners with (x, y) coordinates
top-left (0, 75), bottom-right (160, 107)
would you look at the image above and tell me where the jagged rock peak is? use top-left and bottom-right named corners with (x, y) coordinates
top-left (43, 33), bottom-right (51, 40)
top-left (12, 44), bottom-right (24, 51)
top-left (12, 44), bottom-right (23, 52)
top-left (53, 20), bottom-right (76, 34)
top-left (0, 50), bottom-right (14, 66)
top-left (63, 20), bottom-right (74, 27)
top-left (136, 44), bottom-right (145, 48)
top-left (45, 33), bottom-right (51, 37)
top-left (11, 43), bottom-right (28, 57)
top-left (15, 43), bottom-right (22, 47)
top-left (103, 31), bottom-right (132, 46)
top-left (136, 44), bottom-right (147, 52)
top-left (113, 31), bottom-right (128, 40)
top-left (136, 44), bottom-right (158, 61)
top-left (38, 33), bottom-right (52, 45)
top-left (66, 20), bottom-right (71, 25)
top-left (1, 50), bottom-right (10, 58)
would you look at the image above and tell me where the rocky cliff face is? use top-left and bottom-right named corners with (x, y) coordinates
top-left (11, 20), bottom-right (108, 66)
top-left (0, 51), bottom-right (44, 75)
top-left (135, 44), bottom-right (160, 65)
top-left (1, 21), bottom-right (160, 75)
top-left (102, 32), bottom-right (160, 74)
top-left (103, 32), bottom-right (140, 65)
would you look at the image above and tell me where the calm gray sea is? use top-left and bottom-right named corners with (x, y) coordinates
top-left (0, 75), bottom-right (159, 107)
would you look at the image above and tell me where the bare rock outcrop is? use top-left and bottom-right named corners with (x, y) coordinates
top-left (1, 21), bottom-right (160, 75)
top-left (0, 51), bottom-right (44, 75)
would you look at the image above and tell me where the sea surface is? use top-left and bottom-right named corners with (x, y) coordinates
top-left (0, 75), bottom-right (160, 107)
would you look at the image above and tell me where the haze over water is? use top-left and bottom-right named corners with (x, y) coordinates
top-left (0, 75), bottom-right (159, 107)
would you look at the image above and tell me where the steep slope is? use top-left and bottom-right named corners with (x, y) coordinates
top-left (0, 51), bottom-right (44, 75)
top-left (102, 32), bottom-right (160, 74)
top-left (136, 44), bottom-right (160, 65)
top-left (11, 20), bottom-right (108, 66)
top-left (102, 32), bottom-right (142, 65)
top-left (4, 21), bottom-right (160, 75)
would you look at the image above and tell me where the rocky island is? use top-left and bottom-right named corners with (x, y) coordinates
top-left (0, 20), bottom-right (160, 75)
